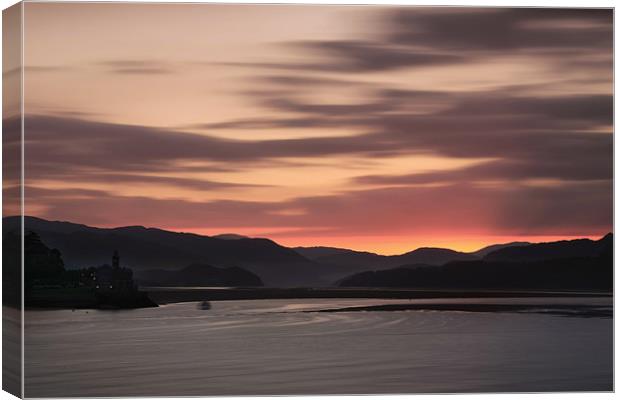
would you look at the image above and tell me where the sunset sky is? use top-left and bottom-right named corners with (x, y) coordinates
top-left (9, 4), bottom-right (613, 254)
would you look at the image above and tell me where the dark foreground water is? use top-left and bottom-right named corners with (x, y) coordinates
top-left (25, 297), bottom-right (612, 397)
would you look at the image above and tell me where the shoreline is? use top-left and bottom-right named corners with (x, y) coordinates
top-left (305, 302), bottom-right (612, 318)
top-left (23, 287), bottom-right (612, 310)
top-left (144, 287), bottom-right (612, 305)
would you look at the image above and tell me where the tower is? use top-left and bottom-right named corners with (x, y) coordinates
top-left (112, 250), bottom-right (120, 269)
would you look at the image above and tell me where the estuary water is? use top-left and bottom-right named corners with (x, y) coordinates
top-left (24, 297), bottom-right (612, 397)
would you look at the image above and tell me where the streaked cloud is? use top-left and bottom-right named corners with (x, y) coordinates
top-left (19, 4), bottom-right (612, 252)
top-left (96, 60), bottom-right (177, 75)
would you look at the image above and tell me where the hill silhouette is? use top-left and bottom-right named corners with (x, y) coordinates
top-left (6, 217), bottom-right (493, 286)
top-left (470, 241), bottom-right (530, 258)
top-left (136, 264), bottom-right (263, 287)
top-left (308, 247), bottom-right (477, 272)
top-left (4, 216), bottom-right (319, 286)
top-left (293, 246), bottom-right (361, 260)
top-left (212, 234), bottom-right (249, 240)
top-left (5, 216), bottom-right (611, 289)
top-left (3, 231), bottom-right (157, 309)
top-left (484, 234), bottom-right (611, 262)
top-left (338, 234), bottom-right (612, 291)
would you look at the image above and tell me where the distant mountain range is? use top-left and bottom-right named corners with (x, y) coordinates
top-left (338, 234), bottom-right (613, 291)
top-left (294, 242), bottom-right (533, 271)
top-left (136, 264), bottom-right (263, 287)
top-left (296, 246), bottom-right (476, 269)
top-left (3, 216), bottom-right (612, 290)
top-left (484, 234), bottom-right (612, 262)
top-left (469, 241), bottom-right (531, 258)
top-left (212, 234), bottom-right (249, 240)
top-left (4, 216), bottom-right (318, 286)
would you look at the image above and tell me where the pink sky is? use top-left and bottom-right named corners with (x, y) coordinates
top-left (6, 4), bottom-right (612, 254)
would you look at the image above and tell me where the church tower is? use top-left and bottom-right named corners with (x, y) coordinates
top-left (112, 250), bottom-right (120, 269)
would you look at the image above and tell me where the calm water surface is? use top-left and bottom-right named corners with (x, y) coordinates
top-left (25, 297), bottom-right (612, 397)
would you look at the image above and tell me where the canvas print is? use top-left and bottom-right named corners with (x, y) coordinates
top-left (2, 2), bottom-right (613, 397)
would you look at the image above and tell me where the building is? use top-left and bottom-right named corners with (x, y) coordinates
top-left (89, 250), bottom-right (135, 292)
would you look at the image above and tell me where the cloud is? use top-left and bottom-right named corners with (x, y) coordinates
top-left (20, 114), bottom-right (382, 167)
top-left (3, 65), bottom-right (70, 77)
top-left (222, 44), bottom-right (465, 74)
top-left (356, 158), bottom-right (612, 186)
top-left (73, 173), bottom-right (266, 191)
top-left (446, 93), bottom-right (612, 126)
top-left (96, 60), bottom-right (176, 75)
top-left (254, 75), bottom-right (372, 88)
top-left (293, 40), bottom-right (467, 72)
top-left (19, 8), bottom-right (612, 240)
top-left (111, 67), bottom-right (174, 75)
top-left (199, 88), bottom-right (612, 181)
top-left (389, 8), bottom-right (612, 52)
top-left (206, 87), bottom-right (611, 132)
top-left (17, 104), bottom-right (612, 237)
top-left (25, 179), bottom-right (612, 238)
top-left (18, 81), bottom-right (612, 189)
top-left (226, 8), bottom-right (611, 74)
top-left (18, 110), bottom-right (611, 237)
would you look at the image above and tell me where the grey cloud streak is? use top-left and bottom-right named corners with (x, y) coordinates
top-left (96, 60), bottom-right (178, 75)
top-left (16, 82), bottom-right (612, 191)
top-left (228, 8), bottom-right (611, 74)
top-left (389, 8), bottom-right (612, 52)
top-left (17, 104), bottom-right (611, 236)
top-left (19, 7), bottom-right (612, 238)
top-left (26, 180), bottom-right (612, 237)
top-left (199, 87), bottom-right (612, 185)
top-left (356, 158), bottom-right (612, 186)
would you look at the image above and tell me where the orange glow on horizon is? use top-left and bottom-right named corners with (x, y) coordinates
top-left (151, 226), bottom-right (610, 255)
top-left (245, 234), bottom-right (609, 255)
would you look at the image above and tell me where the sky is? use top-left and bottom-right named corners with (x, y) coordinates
top-left (6, 3), bottom-right (613, 254)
